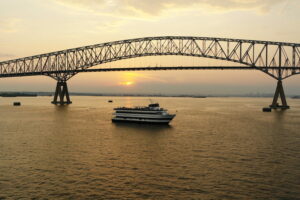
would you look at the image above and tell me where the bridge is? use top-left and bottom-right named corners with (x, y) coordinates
top-left (1, 36), bottom-right (300, 109)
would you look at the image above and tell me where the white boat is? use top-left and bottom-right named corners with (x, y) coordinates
top-left (112, 103), bottom-right (176, 124)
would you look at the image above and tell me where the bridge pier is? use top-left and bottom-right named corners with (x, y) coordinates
top-left (52, 81), bottom-right (72, 105)
top-left (269, 80), bottom-right (290, 110)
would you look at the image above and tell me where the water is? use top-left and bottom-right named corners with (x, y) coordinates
top-left (0, 97), bottom-right (299, 199)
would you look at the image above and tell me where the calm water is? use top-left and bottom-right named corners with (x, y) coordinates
top-left (0, 97), bottom-right (299, 199)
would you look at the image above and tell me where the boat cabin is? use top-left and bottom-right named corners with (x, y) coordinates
top-left (149, 103), bottom-right (159, 108)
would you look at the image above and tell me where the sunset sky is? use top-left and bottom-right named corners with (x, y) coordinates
top-left (0, 0), bottom-right (299, 95)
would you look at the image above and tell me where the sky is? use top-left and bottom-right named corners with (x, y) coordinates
top-left (0, 0), bottom-right (300, 95)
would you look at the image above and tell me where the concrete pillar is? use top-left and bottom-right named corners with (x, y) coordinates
top-left (269, 80), bottom-right (289, 109)
top-left (52, 81), bottom-right (72, 105)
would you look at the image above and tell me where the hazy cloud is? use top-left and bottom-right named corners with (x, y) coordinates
top-left (54, 0), bottom-right (288, 17)
top-left (0, 53), bottom-right (15, 61)
top-left (0, 18), bottom-right (21, 33)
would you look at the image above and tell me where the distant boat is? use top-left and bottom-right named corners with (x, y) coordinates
top-left (262, 107), bottom-right (272, 112)
top-left (112, 103), bottom-right (176, 124)
top-left (13, 102), bottom-right (21, 106)
top-left (108, 100), bottom-right (113, 103)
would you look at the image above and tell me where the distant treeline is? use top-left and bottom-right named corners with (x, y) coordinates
top-left (0, 92), bottom-right (38, 97)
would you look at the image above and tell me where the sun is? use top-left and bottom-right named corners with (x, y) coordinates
top-left (120, 81), bottom-right (134, 86)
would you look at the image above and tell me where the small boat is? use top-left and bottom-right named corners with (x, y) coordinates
top-left (108, 100), bottom-right (113, 103)
top-left (13, 102), bottom-right (21, 106)
top-left (262, 107), bottom-right (272, 112)
top-left (112, 103), bottom-right (176, 124)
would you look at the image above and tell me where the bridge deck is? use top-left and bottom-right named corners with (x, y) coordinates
top-left (0, 66), bottom-right (300, 78)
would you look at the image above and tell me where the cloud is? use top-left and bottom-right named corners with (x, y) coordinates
top-left (54, 0), bottom-right (288, 17)
top-left (99, 19), bottom-right (125, 30)
top-left (0, 18), bottom-right (21, 33)
top-left (0, 53), bottom-right (15, 61)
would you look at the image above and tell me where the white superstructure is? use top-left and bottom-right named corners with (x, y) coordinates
top-left (112, 103), bottom-right (176, 124)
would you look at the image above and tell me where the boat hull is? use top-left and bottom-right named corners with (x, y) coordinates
top-left (112, 117), bottom-right (174, 124)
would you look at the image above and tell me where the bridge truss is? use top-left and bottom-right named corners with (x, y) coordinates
top-left (0, 36), bottom-right (300, 108)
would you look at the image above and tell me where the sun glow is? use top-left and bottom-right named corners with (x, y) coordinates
top-left (120, 81), bottom-right (134, 86)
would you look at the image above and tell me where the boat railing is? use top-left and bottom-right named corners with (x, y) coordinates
top-left (114, 107), bottom-right (164, 111)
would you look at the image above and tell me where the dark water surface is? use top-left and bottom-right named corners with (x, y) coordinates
top-left (0, 97), bottom-right (299, 199)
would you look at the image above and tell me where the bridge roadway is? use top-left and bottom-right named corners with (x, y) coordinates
top-left (0, 36), bottom-right (300, 109)
top-left (0, 66), bottom-right (299, 78)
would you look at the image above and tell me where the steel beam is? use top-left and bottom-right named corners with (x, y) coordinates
top-left (0, 66), bottom-right (300, 79)
top-left (1, 36), bottom-right (300, 80)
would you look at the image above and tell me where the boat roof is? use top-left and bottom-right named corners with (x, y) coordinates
top-left (115, 107), bottom-right (164, 110)
top-left (114, 106), bottom-right (165, 111)
top-left (114, 103), bottom-right (165, 111)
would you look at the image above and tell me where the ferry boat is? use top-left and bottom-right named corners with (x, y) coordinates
top-left (112, 103), bottom-right (176, 124)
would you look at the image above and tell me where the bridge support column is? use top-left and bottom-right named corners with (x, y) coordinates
top-left (51, 81), bottom-right (72, 105)
top-left (269, 80), bottom-right (289, 110)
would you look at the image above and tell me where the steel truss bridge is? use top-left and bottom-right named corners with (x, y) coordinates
top-left (1, 36), bottom-right (300, 109)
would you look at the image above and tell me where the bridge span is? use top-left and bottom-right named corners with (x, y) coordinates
top-left (1, 36), bottom-right (300, 109)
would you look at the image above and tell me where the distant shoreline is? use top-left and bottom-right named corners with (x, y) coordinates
top-left (1, 91), bottom-right (299, 98)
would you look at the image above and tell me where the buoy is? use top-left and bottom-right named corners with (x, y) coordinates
top-left (13, 102), bottom-right (21, 106)
top-left (262, 107), bottom-right (271, 112)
